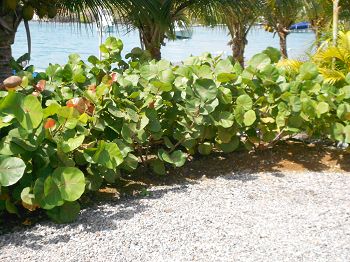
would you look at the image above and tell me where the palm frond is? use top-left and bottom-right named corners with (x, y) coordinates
top-left (318, 68), bottom-right (346, 84)
top-left (277, 59), bottom-right (303, 73)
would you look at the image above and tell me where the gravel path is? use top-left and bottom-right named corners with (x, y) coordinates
top-left (1, 171), bottom-right (350, 262)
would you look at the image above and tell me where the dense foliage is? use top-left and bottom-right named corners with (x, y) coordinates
top-left (1, 37), bottom-right (350, 223)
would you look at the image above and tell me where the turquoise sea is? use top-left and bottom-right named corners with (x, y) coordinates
top-left (13, 22), bottom-right (316, 71)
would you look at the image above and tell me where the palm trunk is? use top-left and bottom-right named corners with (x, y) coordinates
top-left (314, 27), bottom-right (321, 48)
top-left (0, 9), bottom-right (22, 83)
top-left (140, 25), bottom-right (164, 61)
top-left (228, 22), bottom-right (248, 67)
top-left (311, 20), bottom-right (321, 48)
top-left (144, 42), bottom-right (162, 60)
top-left (277, 31), bottom-right (288, 58)
top-left (231, 36), bottom-right (247, 67)
top-left (333, 0), bottom-right (340, 46)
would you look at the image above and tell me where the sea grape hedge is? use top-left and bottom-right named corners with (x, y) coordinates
top-left (1, 37), bottom-right (350, 223)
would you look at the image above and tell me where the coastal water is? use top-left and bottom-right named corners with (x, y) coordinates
top-left (13, 22), bottom-right (315, 71)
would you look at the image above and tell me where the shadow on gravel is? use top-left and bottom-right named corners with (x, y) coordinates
top-left (1, 141), bottom-right (349, 242)
top-left (0, 185), bottom-right (191, 249)
top-left (133, 141), bottom-right (349, 188)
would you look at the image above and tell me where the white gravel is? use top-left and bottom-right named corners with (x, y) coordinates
top-left (1, 171), bottom-right (350, 262)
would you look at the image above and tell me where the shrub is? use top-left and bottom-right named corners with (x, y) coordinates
top-left (1, 37), bottom-right (350, 223)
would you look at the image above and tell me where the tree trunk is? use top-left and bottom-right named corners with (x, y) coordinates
top-left (231, 36), bottom-right (247, 67)
top-left (0, 9), bottom-right (22, 83)
top-left (314, 27), bottom-right (321, 48)
top-left (144, 42), bottom-right (162, 60)
top-left (278, 31), bottom-right (288, 58)
top-left (140, 25), bottom-right (164, 61)
top-left (227, 20), bottom-right (252, 68)
top-left (333, 0), bottom-right (340, 46)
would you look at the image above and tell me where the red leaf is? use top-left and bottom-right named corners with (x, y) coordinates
top-left (66, 97), bottom-right (95, 115)
top-left (111, 72), bottom-right (118, 83)
top-left (35, 80), bottom-right (46, 92)
top-left (88, 84), bottom-right (96, 93)
top-left (44, 118), bottom-right (56, 129)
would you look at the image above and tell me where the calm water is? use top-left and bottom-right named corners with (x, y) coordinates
top-left (13, 22), bottom-right (316, 71)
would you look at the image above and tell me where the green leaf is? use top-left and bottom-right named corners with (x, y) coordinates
top-left (160, 69), bottom-right (175, 83)
top-left (289, 96), bottom-right (302, 113)
top-left (316, 102), bottom-right (329, 115)
top-left (236, 95), bottom-right (253, 110)
top-left (198, 142), bottom-right (213, 155)
top-left (84, 141), bottom-right (124, 169)
top-left (21, 187), bottom-right (36, 206)
top-left (103, 169), bottom-right (120, 184)
top-left (218, 127), bottom-right (235, 143)
top-left (152, 81), bottom-right (172, 92)
top-left (248, 53), bottom-right (271, 70)
top-left (193, 79), bottom-right (217, 102)
top-left (331, 123), bottom-right (345, 141)
top-left (344, 126), bottom-right (350, 143)
top-left (44, 176), bottom-right (64, 206)
top-left (217, 111), bottom-right (234, 128)
top-left (61, 135), bottom-right (85, 153)
top-left (43, 102), bottom-right (61, 118)
top-left (105, 37), bottom-right (123, 52)
top-left (33, 177), bottom-right (56, 210)
top-left (85, 174), bottom-right (103, 191)
top-left (215, 59), bottom-right (234, 74)
top-left (262, 47), bottom-right (281, 63)
top-left (150, 159), bottom-right (166, 175)
top-left (52, 167), bottom-right (86, 202)
top-left (122, 153), bottom-right (139, 171)
top-left (217, 137), bottom-right (240, 153)
top-left (288, 115), bottom-right (303, 128)
top-left (218, 87), bottom-right (232, 104)
top-left (16, 95), bottom-right (43, 130)
top-left (298, 62), bottom-right (318, 80)
top-left (243, 110), bottom-right (256, 126)
top-left (158, 149), bottom-right (187, 167)
top-left (46, 201), bottom-right (81, 224)
top-left (337, 103), bottom-right (350, 120)
top-left (217, 73), bottom-right (235, 83)
top-left (0, 157), bottom-right (26, 187)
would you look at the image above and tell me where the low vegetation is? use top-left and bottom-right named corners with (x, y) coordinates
top-left (1, 35), bottom-right (350, 224)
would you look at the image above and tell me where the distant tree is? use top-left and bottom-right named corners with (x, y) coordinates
top-left (302, 0), bottom-right (332, 46)
top-left (222, 1), bottom-right (260, 66)
top-left (117, 0), bottom-right (253, 61)
top-left (262, 0), bottom-right (303, 58)
top-left (0, 0), bottom-right (149, 82)
top-left (196, 0), bottom-right (261, 66)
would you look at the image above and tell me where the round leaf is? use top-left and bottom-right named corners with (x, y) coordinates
top-left (237, 95), bottom-right (253, 110)
top-left (316, 102), bottom-right (329, 115)
top-left (198, 142), bottom-right (213, 155)
top-left (243, 110), bottom-right (256, 126)
top-left (52, 167), bottom-right (86, 202)
top-left (193, 79), bottom-right (217, 102)
top-left (44, 176), bottom-right (64, 206)
top-left (0, 157), bottom-right (26, 186)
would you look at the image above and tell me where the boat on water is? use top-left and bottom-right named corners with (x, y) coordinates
top-left (174, 24), bottom-right (193, 40)
top-left (289, 22), bottom-right (311, 33)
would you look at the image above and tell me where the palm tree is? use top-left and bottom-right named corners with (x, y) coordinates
top-left (313, 31), bottom-right (350, 84)
top-left (118, 1), bottom-right (190, 60)
top-left (302, 0), bottom-right (332, 46)
top-left (262, 0), bottom-right (303, 58)
top-left (0, 0), bottom-right (150, 83)
top-left (117, 0), bottom-right (257, 61)
top-left (218, 0), bottom-right (261, 66)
